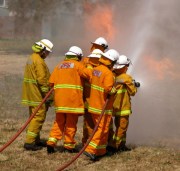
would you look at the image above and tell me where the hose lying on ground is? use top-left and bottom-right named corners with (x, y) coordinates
top-left (0, 88), bottom-right (54, 153)
top-left (56, 97), bottom-right (110, 171)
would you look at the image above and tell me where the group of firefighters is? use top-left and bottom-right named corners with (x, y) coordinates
top-left (21, 37), bottom-right (138, 161)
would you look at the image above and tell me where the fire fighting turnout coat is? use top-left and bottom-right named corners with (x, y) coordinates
top-left (88, 64), bottom-right (114, 115)
top-left (113, 73), bottom-right (137, 116)
top-left (22, 53), bottom-right (50, 106)
top-left (49, 58), bottom-right (92, 114)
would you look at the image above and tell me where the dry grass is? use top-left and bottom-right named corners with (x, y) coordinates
top-left (0, 119), bottom-right (179, 171)
top-left (0, 54), bottom-right (180, 171)
top-left (0, 39), bottom-right (33, 53)
top-left (0, 120), bottom-right (179, 171)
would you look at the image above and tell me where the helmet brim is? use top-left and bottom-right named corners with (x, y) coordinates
top-left (35, 41), bottom-right (52, 52)
top-left (91, 42), bottom-right (100, 46)
top-left (88, 54), bottom-right (101, 58)
top-left (45, 48), bottom-right (52, 52)
top-left (113, 64), bottom-right (125, 69)
top-left (65, 51), bottom-right (77, 56)
top-left (101, 53), bottom-right (115, 61)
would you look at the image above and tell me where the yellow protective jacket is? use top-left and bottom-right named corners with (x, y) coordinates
top-left (49, 58), bottom-right (92, 114)
top-left (81, 56), bottom-right (89, 67)
top-left (113, 73), bottom-right (137, 116)
top-left (81, 56), bottom-right (91, 104)
top-left (82, 57), bottom-right (99, 108)
top-left (22, 53), bottom-right (50, 106)
top-left (88, 64), bottom-right (114, 115)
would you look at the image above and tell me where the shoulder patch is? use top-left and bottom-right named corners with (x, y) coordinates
top-left (93, 70), bottom-right (102, 77)
top-left (58, 62), bottom-right (74, 69)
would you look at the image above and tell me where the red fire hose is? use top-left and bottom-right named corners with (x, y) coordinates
top-left (56, 97), bottom-right (110, 171)
top-left (0, 87), bottom-right (54, 153)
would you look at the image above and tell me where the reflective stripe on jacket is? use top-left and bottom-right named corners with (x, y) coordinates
top-left (88, 65), bottom-right (114, 115)
top-left (22, 53), bottom-right (50, 106)
top-left (49, 59), bottom-right (92, 114)
top-left (113, 73), bottom-right (137, 116)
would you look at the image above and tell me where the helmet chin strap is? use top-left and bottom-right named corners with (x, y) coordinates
top-left (112, 59), bottom-right (117, 66)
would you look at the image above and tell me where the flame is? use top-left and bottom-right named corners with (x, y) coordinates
top-left (83, 2), bottom-right (116, 41)
top-left (144, 56), bottom-right (179, 80)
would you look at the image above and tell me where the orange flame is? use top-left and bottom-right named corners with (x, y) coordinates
top-left (83, 2), bottom-right (116, 41)
top-left (144, 56), bottom-right (179, 80)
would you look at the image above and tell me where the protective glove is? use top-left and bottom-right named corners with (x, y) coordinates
top-left (45, 99), bottom-right (54, 111)
top-left (87, 64), bottom-right (93, 70)
top-left (45, 99), bottom-right (54, 107)
top-left (109, 86), bottom-right (117, 95)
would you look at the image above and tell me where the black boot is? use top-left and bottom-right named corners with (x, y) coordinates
top-left (106, 146), bottom-right (117, 153)
top-left (24, 143), bottom-right (42, 151)
top-left (36, 140), bottom-right (47, 147)
top-left (118, 145), bottom-right (131, 152)
top-left (47, 145), bottom-right (55, 154)
top-left (63, 148), bottom-right (79, 153)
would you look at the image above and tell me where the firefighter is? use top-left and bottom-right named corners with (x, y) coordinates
top-left (81, 37), bottom-right (108, 66)
top-left (90, 37), bottom-right (108, 52)
top-left (107, 55), bottom-right (137, 153)
top-left (82, 49), bottom-right (103, 146)
top-left (46, 46), bottom-right (92, 154)
top-left (81, 37), bottom-right (108, 145)
top-left (22, 39), bottom-right (53, 151)
top-left (83, 49), bottom-right (120, 160)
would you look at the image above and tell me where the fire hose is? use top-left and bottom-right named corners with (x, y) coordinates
top-left (56, 79), bottom-right (141, 170)
top-left (0, 87), bottom-right (54, 153)
top-left (56, 97), bottom-right (110, 171)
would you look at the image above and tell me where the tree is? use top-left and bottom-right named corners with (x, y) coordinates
top-left (7, 0), bottom-right (74, 38)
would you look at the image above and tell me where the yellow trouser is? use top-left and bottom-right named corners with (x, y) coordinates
top-left (25, 105), bottom-right (46, 143)
top-left (82, 109), bottom-right (94, 146)
top-left (85, 114), bottom-right (112, 156)
top-left (47, 113), bottom-right (79, 150)
top-left (108, 115), bottom-right (129, 149)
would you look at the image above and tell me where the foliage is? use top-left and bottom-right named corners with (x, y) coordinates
top-left (6, 0), bottom-right (80, 38)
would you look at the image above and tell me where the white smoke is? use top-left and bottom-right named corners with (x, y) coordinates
top-left (45, 0), bottom-right (180, 148)
top-left (111, 0), bottom-right (180, 148)
top-left (82, 0), bottom-right (180, 148)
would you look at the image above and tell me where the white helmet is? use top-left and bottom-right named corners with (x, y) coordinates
top-left (65, 46), bottom-right (83, 57)
top-left (102, 49), bottom-right (120, 61)
top-left (113, 55), bottom-right (131, 69)
top-left (91, 37), bottom-right (108, 49)
top-left (88, 49), bottom-right (103, 58)
top-left (35, 39), bottom-right (53, 52)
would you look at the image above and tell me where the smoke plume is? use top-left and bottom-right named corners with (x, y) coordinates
top-left (9, 0), bottom-right (179, 148)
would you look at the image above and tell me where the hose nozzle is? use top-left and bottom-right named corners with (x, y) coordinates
top-left (133, 80), bottom-right (140, 87)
